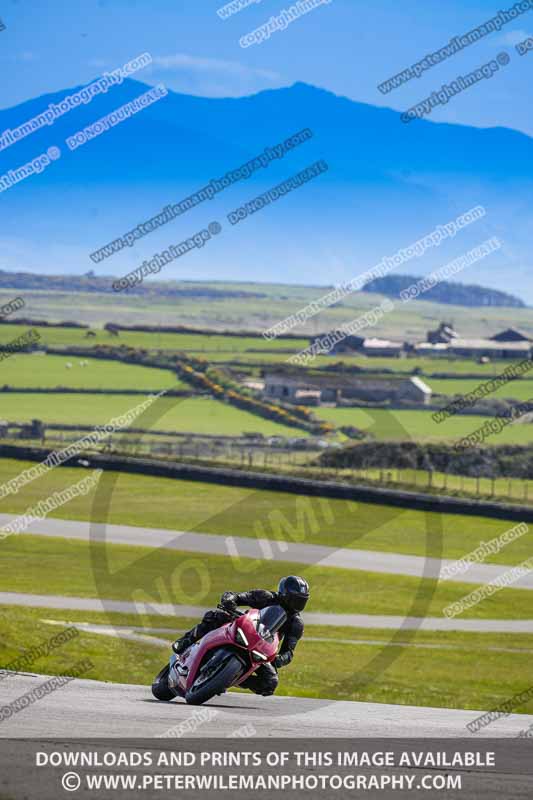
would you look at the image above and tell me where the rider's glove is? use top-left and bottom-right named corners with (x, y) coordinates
top-left (221, 591), bottom-right (238, 610)
top-left (273, 652), bottom-right (291, 669)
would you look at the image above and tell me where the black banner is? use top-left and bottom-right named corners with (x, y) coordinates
top-left (1, 738), bottom-right (532, 799)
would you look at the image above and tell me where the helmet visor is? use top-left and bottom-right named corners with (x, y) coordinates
top-left (288, 593), bottom-right (308, 612)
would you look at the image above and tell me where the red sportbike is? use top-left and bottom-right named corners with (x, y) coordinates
top-left (151, 604), bottom-right (287, 705)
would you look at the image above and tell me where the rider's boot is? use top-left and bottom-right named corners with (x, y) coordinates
top-left (172, 626), bottom-right (200, 655)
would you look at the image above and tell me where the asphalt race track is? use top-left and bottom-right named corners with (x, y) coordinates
top-left (1, 672), bottom-right (532, 738)
top-left (2, 513), bottom-right (533, 589)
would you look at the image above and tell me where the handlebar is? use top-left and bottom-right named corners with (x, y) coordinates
top-left (217, 603), bottom-right (244, 618)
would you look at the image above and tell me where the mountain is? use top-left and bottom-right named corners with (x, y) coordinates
top-left (362, 275), bottom-right (524, 308)
top-left (0, 80), bottom-right (532, 297)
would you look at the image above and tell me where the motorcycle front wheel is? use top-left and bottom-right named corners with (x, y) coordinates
top-left (151, 663), bottom-right (175, 701)
top-left (185, 655), bottom-right (243, 705)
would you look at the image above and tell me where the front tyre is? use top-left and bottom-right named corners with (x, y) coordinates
top-left (185, 655), bottom-right (243, 705)
top-left (151, 663), bottom-right (175, 701)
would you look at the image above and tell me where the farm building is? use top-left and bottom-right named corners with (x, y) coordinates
top-left (413, 342), bottom-right (450, 357)
top-left (490, 327), bottom-right (531, 342)
top-left (360, 338), bottom-right (404, 357)
top-left (263, 372), bottom-right (432, 405)
top-left (427, 322), bottom-right (458, 344)
top-left (447, 338), bottom-right (531, 359)
top-left (309, 332), bottom-right (365, 354)
top-left (308, 332), bottom-right (403, 357)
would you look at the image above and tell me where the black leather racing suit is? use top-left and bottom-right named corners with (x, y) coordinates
top-left (183, 589), bottom-right (304, 696)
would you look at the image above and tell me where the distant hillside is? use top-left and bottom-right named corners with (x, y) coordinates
top-left (0, 268), bottom-right (521, 308)
top-left (1, 268), bottom-right (532, 339)
top-left (0, 270), bottom-right (266, 300)
top-left (362, 275), bottom-right (525, 308)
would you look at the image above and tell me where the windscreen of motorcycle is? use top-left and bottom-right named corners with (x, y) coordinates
top-left (256, 605), bottom-right (287, 640)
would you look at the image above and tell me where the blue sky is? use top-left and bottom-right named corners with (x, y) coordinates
top-left (1, 0), bottom-right (532, 135)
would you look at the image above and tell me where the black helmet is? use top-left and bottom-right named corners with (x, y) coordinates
top-left (278, 576), bottom-right (310, 612)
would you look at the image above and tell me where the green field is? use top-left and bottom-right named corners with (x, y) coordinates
top-left (0, 353), bottom-right (180, 391)
top-left (0, 322), bottom-right (307, 354)
top-left (3, 317), bottom-right (533, 378)
top-left (3, 605), bottom-right (533, 711)
top-left (5, 311), bottom-right (533, 376)
top-left (4, 315), bottom-right (533, 382)
top-left (0, 458), bottom-right (531, 564)
top-left (427, 376), bottom-right (533, 401)
top-left (314, 406), bottom-right (533, 444)
top-left (0, 394), bottom-right (306, 437)
top-left (6, 324), bottom-right (533, 448)
top-left (2, 534), bottom-right (532, 619)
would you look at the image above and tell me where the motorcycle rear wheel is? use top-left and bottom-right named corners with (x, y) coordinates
top-left (151, 663), bottom-right (175, 701)
top-left (185, 655), bottom-right (243, 705)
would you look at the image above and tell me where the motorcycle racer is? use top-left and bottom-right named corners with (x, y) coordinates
top-left (172, 576), bottom-right (310, 696)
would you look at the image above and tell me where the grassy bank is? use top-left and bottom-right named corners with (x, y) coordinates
top-left (0, 458), bottom-right (531, 564)
top-left (2, 534), bottom-right (533, 620)
top-left (2, 606), bottom-right (533, 713)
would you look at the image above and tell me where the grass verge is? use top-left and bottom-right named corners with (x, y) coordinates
top-left (2, 534), bottom-right (533, 620)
